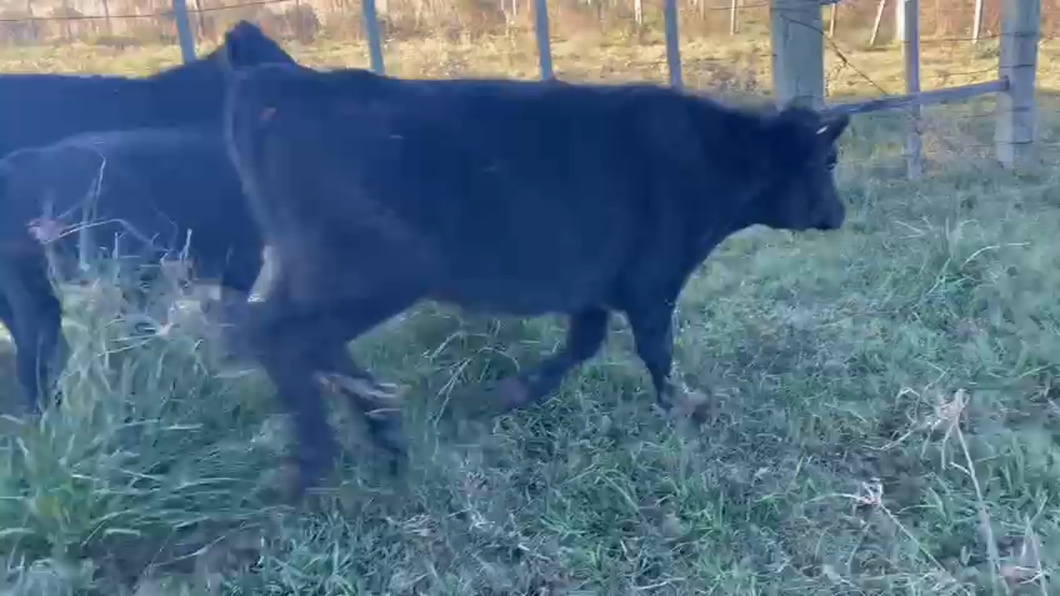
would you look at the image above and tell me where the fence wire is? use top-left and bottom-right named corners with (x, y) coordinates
top-left (0, 0), bottom-right (1056, 35)
top-left (0, 0), bottom-right (295, 22)
top-left (0, 0), bottom-right (1054, 177)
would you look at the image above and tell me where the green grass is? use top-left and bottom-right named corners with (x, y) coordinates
top-left (1, 33), bottom-right (1060, 595)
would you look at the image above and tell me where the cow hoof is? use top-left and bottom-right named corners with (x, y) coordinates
top-left (680, 387), bottom-right (714, 425)
top-left (385, 448), bottom-right (407, 477)
top-left (318, 373), bottom-right (404, 409)
top-left (494, 376), bottom-right (531, 411)
top-left (675, 386), bottom-right (715, 425)
top-left (375, 432), bottom-right (408, 472)
top-left (363, 409), bottom-right (408, 472)
top-left (260, 458), bottom-right (308, 505)
top-left (657, 382), bottom-right (714, 425)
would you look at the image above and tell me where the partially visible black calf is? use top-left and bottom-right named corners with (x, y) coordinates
top-left (0, 21), bottom-right (292, 411)
top-left (222, 60), bottom-right (850, 498)
top-left (0, 127), bottom-right (264, 412)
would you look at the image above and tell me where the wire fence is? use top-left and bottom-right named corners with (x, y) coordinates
top-left (0, 0), bottom-right (1054, 176)
top-left (0, 0), bottom-right (1056, 49)
top-left (792, 6), bottom-right (1056, 178)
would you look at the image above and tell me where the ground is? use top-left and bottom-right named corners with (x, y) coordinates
top-left (0, 28), bottom-right (1059, 595)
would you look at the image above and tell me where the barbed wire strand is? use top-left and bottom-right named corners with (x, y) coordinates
top-left (776, 12), bottom-right (1014, 175)
top-left (3, 0), bottom-right (1055, 165)
top-left (0, 0), bottom-right (295, 22)
top-left (1, 0), bottom-right (1056, 47)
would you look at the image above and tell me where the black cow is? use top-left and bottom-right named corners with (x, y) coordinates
top-left (0, 21), bottom-right (292, 411)
top-left (0, 128), bottom-right (266, 412)
top-left (0, 21), bottom-right (292, 160)
top-left (222, 60), bottom-right (850, 498)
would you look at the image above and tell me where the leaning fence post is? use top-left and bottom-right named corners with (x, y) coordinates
top-left (534, 0), bottom-right (554, 79)
top-left (971, 0), bottom-right (984, 45)
top-left (664, 0), bottom-right (683, 88)
top-left (171, 0), bottom-right (195, 63)
top-left (995, 0), bottom-right (1040, 169)
top-left (101, 0), bottom-right (112, 35)
top-left (769, 0), bottom-right (825, 109)
top-left (902, 0), bottom-right (922, 178)
top-left (362, 0), bottom-right (386, 74)
top-left (869, 0), bottom-right (885, 46)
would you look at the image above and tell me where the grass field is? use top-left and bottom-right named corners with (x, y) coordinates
top-left (1, 30), bottom-right (1059, 595)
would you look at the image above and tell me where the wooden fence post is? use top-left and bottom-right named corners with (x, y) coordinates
top-left (665, 0), bottom-right (683, 88)
top-left (101, 0), bottom-right (112, 35)
top-left (60, 0), bottom-right (71, 41)
top-left (534, 0), bottom-right (554, 79)
top-left (25, 0), bottom-right (39, 42)
top-left (730, 0), bottom-right (739, 35)
top-left (362, 0), bottom-right (386, 74)
top-left (995, 0), bottom-right (1040, 169)
top-left (972, 0), bottom-right (984, 45)
top-left (769, 0), bottom-right (825, 109)
top-left (903, 0), bottom-right (922, 178)
top-left (193, 0), bottom-right (206, 43)
top-left (869, 0), bottom-right (886, 46)
top-left (893, 0), bottom-right (906, 42)
top-left (171, 0), bottom-right (195, 63)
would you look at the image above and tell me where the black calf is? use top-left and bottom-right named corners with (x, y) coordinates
top-left (222, 58), bottom-right (850, 497)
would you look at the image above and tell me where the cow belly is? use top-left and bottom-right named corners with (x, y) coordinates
top-left (428, 258), bottom-right (619, 316)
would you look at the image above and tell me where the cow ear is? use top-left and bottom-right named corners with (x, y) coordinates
top-left (217, 29), bottom-right (239, 81)
top-left (218, 21), bottom-right (262, 77)
top-left (226, 20), bottom-right (296, 67)
top-left (815, 113), bottom-right (849, 145)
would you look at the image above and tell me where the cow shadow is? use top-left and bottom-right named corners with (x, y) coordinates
top-left (348, 305), bottom-right (659, 448)
top-left (351, 307), bottom-right (560, 422)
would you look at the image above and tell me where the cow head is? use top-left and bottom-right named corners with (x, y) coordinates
top-left (214, 20), bottom-right (297, 80)
top-left (751, 105), bottom-right (849, 233)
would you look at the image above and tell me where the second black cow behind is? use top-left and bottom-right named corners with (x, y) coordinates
top-left (0, 20), bottom-right (295, 414)
top-left (0, 127), bottom-right (266, 412)
top-left (222, 57), bottom-right (851, 499)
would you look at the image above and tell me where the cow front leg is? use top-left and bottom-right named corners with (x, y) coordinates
top-left (0, 252), bottom-right (68, 413)
top-left (493, 306), bottom-right (610, 411)
top-left (625, 297), bottom-right (710, 421)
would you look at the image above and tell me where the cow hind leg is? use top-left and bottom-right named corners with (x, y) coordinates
top-left (625, 298), bottom-right (710, 420)
top-left (253, 335), bottom-right (340, 500)
top-left (0, 263), bottom-right (68, 414)
top-left (240, 279), bottom-right (416, 499)
top-left (213, 249), bottom-right (268, 363)
top-left (626, 302), bottom-right (677, 407)
top-left (315, 347), bottom-right (406, 475)
top-left (493, 306), bottom-right (610, 411)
